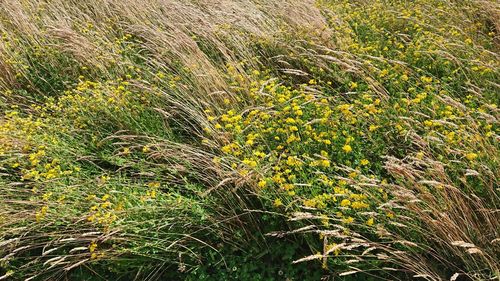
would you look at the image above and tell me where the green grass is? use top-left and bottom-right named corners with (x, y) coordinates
top-left (1, 0), bottom-right (499, 280)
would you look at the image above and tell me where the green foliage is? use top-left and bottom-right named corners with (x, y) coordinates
top-left (1, 0), bottom-right (499, 280)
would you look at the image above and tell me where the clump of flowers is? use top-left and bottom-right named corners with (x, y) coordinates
top-left (206, 76), bottom-right (393, 258)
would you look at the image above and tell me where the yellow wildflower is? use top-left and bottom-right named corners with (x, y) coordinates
top-left (340, 199), bottom-right (351, 207)
top-left (89, 241), bottom-right (97, 253)
top-left (342, 216), bottom-right (354, 224)
top-left (273, 198), bottom-right (283, 207)
top-left (465, 152), bottom-right (478, 161)
top-left (258, 180), bottom-right (267, 188)
top-left (342, 144), bottom-right (352, 153)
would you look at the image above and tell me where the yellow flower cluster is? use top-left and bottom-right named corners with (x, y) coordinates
top-left (208, 76), bottom-right (386, 234)
top-left (86, 193), bottom-right (118, 229)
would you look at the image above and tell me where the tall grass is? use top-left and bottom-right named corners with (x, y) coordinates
top-left (1, 0), bottom-right (499, 280)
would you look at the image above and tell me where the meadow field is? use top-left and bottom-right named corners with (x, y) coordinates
top-left (0, 0), bottom-right (499, 280)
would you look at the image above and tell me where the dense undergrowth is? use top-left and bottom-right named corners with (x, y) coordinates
top-left (1, 0), bottom-right (499, 280)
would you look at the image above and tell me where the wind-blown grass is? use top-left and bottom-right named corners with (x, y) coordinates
top-left (1, 0), bottom-right (499, 280)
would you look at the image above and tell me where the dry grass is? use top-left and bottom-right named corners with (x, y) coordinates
top-left (1, 0), bottom-right (499, 280)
